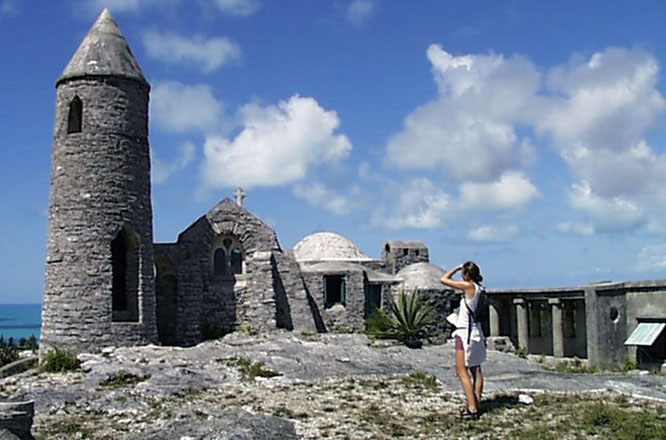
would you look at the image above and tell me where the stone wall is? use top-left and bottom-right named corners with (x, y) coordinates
top-left (586, 284), bottom-right (628, 367)
top-left (273, 250), bottom-right (319, 332)
top-left (381, 241), bottom-right (429, 274)
top-left (301, 263), bottom-right (366, 333)
top-left (419, 289), bottom-right (459, 344)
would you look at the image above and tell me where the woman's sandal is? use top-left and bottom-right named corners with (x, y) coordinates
top-left (460, 408), bottom-right (480, 420)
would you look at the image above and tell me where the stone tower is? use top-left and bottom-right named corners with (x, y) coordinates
top-left (41, 9), bottom-right (157, 354)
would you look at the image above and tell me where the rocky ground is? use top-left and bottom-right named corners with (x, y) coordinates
top-left (1, 332), bottom-right (666, 439)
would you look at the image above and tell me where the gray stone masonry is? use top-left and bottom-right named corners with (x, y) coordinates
top-left (272, 250), bottom-right (319, 332)
top-left (382, 240), bottom-right (429, 274)
top-left (41, 13), bottom-right (157, 355)
top-left (0, 401), bottom-right (34, 440)
top-left (301, 263), bottom-right (366, 333)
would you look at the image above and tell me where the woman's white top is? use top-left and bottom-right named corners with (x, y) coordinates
top-left (452, 282), bottom-right (487, 367)
top-left (455, 282), bottom-right (483, 330)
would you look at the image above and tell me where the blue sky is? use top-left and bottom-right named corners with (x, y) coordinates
top-left (2, 0), bottom-right (666, 303)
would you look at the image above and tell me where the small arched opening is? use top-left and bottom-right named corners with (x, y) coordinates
top-left (156, 258), bottom-right (178, 345)
top-left (67, 96), bottom-right (82, 134)
top-left (111, 227), bottom-right (138, 322)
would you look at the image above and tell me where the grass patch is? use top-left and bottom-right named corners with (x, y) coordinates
top-left (224, 356), bottom-right (281, 380)
top-left (99, 371), bottom-right (151, 389)
top-left (552, 356), bottom-right (599, 374)
top-left (400, 371), bottom-right (439, 390)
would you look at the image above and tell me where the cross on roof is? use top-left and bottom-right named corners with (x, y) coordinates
top-left (234, 187), bottom-right (246, 207)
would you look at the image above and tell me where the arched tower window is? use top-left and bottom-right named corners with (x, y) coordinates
top-left (111, 232), bottom-right (128, 311)
top-left (67, 96), bottom-right (82, 134)
top-left (211, 235), bottom-right (244, 279)
top-left (111, 227), bottom-right (138, 322)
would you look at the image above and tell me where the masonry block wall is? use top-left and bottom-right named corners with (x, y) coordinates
top-left (301, 264), bottom-right (366, 333)
top-left (382, 241), bottom-right (429, 274)
top-left (585, 285), bottom-right (628, 367)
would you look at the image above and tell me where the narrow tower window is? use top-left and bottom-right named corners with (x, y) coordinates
top-left (67, 96), bottom-right (82, 134)
top-left (111, 228), bottom-right (138, 322)
top-left (111, 232), bottom-right (128, 311)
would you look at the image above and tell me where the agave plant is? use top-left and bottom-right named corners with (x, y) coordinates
top-left (366, 288), bottom-right (435, 347)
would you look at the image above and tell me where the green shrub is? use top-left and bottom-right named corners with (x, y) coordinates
top-left (365, 289), bottom-right (434, 345)
top-left (41, 347), bottom-right (80, 373)
top-left (0, 347), bottom-right (19, 368)
top-left (621, 355), bottom-right (638, 372)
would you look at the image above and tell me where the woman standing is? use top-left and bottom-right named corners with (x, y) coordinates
top-left (440, 261), bottom-right (486, 420)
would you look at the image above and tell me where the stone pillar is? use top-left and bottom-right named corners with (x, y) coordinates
top-left (549, 298), bottom-right (564, 358)
top-left (489, 300), bottom-right (500, 337)
top-left (514, 298), bottom-right (528, 351)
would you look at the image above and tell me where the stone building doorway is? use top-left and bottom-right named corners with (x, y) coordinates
top-left (155, 259), bottom-right (178, 345)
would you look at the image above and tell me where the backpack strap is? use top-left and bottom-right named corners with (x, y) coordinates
top-left (463, 285), bottom-right (485, 344)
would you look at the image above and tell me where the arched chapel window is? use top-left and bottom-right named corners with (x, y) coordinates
top-left (67, 96), bottom-right (82, 134)
top-left (231, 248), bottom-right (242, 274)
top-left (213, 248), bottom-right (227, 277)
top-left (211, 236), bottom-right (244, 279)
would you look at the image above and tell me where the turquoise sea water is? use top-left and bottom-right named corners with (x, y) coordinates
top-left (0, 304), bottom-right (41, 342)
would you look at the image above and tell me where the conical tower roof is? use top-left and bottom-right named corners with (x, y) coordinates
top-left (57, 9), bottom-right (147, 85)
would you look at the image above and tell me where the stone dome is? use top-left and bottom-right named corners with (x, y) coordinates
top-left (397, 262), bottom-right (447, 291)
top-left (293, 232), bottom-right (372, 262)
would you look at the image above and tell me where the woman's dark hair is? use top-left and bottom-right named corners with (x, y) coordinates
top-left (462, 261), bottom-right (483, 284)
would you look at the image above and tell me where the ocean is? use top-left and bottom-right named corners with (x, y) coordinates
top-left (0, 304), bottom-right (41, 342)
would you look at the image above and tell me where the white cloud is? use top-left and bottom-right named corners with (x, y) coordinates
top-left (151, 82), bottom-right (225, 133)
top-left (346, 0), bottom-right (376, 26)
top-left (292, 182), bottom-right (355, 216)
top-left (143, 30), bottom-right (240, 73)
top-left (539, 48), bottom-right (663, 154)
top-left (386, 45), bottom-right (666, 234)
top-left (556, 222), bottom-right (595, 236)
top-left (534, 48), bottom-right (666, 232)
top-left (152, 142), bottom-right (196, 184)
top-left (467, 224), bottom-right (520, 243)
top-left (635, 244), bottom-right (666, 273)
top-left (371, 178), bottom-right (452, 229)
top-left (211, 0), bottom-right (260, 16)
top-left (568, 181), bottom-right (644, 231)
top-left (459, 172), bottom-right (540, 211)
top-left (385, 44), bottom-right (539, 183)
top-left (201, 95), bottom-right (352, 189)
